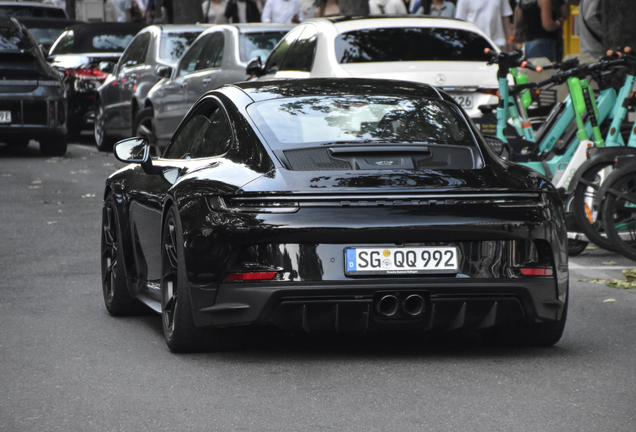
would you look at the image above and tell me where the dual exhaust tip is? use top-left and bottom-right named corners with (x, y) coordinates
top-left (376, 294), bottom-right (425, 318)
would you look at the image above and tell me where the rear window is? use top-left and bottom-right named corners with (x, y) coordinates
top-left (239, 31), bottom-right (288, 63)
top-left (248, 95), bottom-right (475, 148)
top-left (335, 28), bottom-right (492, 63)
top-left (49, 30), bottom-right (138, 55)
top-left (0, 25), bottom-right (33, 51)
top-left (0, 6), bottom-right (66, 18)
top-left (160, 31), bottom-right (201, 63)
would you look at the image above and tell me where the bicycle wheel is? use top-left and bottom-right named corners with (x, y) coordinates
top-left (572, 162), bottom-right (616, 251)
top-left (601, 171), bottom-right (636, 261)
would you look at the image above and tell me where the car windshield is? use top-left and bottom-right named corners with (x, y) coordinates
top-left (0, 6), bottom-right (66, 18)
top-left (160, 31), bottom-right (201, 62)
top-left (239, 31), bottom-right (288, 63)
top-left (26, 27), bottom-right (65, 48)
top-left (335, 27), bottom-right (492, 63)
top-left (248, 95), bottom-right (475, 148)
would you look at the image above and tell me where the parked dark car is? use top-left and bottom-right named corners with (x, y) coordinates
top-left (0, 1), bottom-right (68, 19)
top-left (101, 78), bottom-right (569, 353)
top-left (0, 16), bottom-right (66, 155)
top-left (138, 23), bottom-right (295, 152)
top-left (94, 24), bottom-right (205, 151)
top-left (47, 22), bottom-right (147, 141)
top-left (17, 17), bottom-right (78, 53)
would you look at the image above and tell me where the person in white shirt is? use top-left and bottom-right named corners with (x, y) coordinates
top-left (111, 0), bottom-right (132, 22)
top-left (455, 0), bottom-right (515, 50)
top-left (369, 0), bottom-right (407, 15)
top-left (261, 0), bottom-right (303, 24)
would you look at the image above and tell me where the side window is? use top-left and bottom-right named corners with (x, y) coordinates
top-left (164, 115), bottom-right (211, 159)
top-left (264, 27), bottom-right (302, 74)
top-left (49, 30), bottom-right (73, 55)
top-left (281, 25), bottom-right (317, 72)
top-left (164, 100), bottom-right (232, 159)
top-left (119, 32), bottom-right (151, 69)
top-left (178, 34), bottom-right (211, 76)
top-left (196, 32), bottom-right (224, 71)
top-left (191, 107), bottom-right (232, 158)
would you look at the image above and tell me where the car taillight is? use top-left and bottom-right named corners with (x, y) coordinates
top-left (69, 68), bottom-right (108, 81)
top-left (224, 272), bottom-right (278, 281)
top-left (519, 268), bottom-right (553, 276)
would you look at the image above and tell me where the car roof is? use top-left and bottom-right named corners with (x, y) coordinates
top-left (16, 16), bottom-right (79, 28)
top-left (149, 23), bottom-right (209, 33)
top-left (307, 15), bottom-right (491, 36)
top-left (230, 77), bottom-right (444, 102)
top-left (230, 23), bottom-right (297, 33)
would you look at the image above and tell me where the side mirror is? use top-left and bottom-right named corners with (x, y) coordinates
top-left (156, 65), bottom-right (173, 79)
top-left (39, 44), bottom-right (49, 58)
top-left (113, 137), bottom-right (162, 174)
top-left (98, 61), bottom-right (115, 74)
top-left (246, 56), bottom-right (264, 77)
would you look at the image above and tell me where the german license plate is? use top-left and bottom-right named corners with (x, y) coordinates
top-left (345, 246), bottom-right (458, 275)
top-left (452, 94), bottom-right (473, 109)
top-left (0, 111), bottom-right (11, 123)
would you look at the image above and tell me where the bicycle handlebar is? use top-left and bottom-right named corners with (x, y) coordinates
top-left (485, 48), bottom-right (542, 77)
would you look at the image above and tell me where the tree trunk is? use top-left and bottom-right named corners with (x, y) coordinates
top-left (338, 0), bottom-right (369, 16)
top-left (65, 0), bottom-right (75, 19)
top-left (173, 0), bottom-right (204, 23)
top-left (601, 0), bottom-right (636, 51)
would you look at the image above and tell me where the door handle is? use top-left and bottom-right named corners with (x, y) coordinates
top-left (203, 78), bottom-right (211, 85)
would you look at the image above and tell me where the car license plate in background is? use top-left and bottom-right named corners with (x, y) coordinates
top-left (452, 94), bottom-right (473, 109)
top-left (345, 246), bottom-right (458, 275)
top-left (0, 111), bottom-right (11, 123)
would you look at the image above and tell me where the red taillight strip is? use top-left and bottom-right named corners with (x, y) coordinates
top-left (520, 268), bottom-right (553, 276)
top-left (224, 272), bottom-right (277, 281)
top-left (69, 68), bottom-right (108, 81)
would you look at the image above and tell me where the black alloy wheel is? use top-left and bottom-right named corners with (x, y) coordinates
top-left (95, 103), bottom-right (116, 152)
top-left (601, 172), bottom-right (636, 261)
top-left (101, 195), bottom-right (139, 315)
top-left (161, 207), bottom-right (208, 352)
top-left (572, 163), bottom-right (616, 251)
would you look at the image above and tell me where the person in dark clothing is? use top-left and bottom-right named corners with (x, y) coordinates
top-left (514, 0), bottom-right (568, 61)
top-left (224, 0), bottom-right (261, 23)
top-left (161, 0), bottom-right (173, 23)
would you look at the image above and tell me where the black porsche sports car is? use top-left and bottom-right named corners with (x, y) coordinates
top-left (102, 78), bottom-right (569, 352)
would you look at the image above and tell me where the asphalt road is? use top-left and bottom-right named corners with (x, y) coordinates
top-left (1, 142), bottom-right (636, 432)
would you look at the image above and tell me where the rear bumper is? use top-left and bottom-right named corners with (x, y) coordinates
top-left (190, 277), bottom-right (566, 333)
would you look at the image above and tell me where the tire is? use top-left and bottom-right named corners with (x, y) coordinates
top-left (101, 195), bottom-right (140, 316)
top-left (7, 137), bottom-right (30, 149)
top-left (601, 172), bottom-right (636, 261)
top-left (132, 107), bottom-right (157, 152)
top-left (39, 136), bottom-right (67, 156)
top-left (161, 207), bottom-right (209, 353)
top-left (95, 103), bottom-right (116, 152)
top-left (482, 296), bottom-right (568, 347)
top-left (572, 162), bottom-right (616, 251)
top-left (567, 239), bottom-right (588, 257)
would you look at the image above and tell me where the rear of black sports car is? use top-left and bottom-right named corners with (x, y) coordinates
top-left (172, 81), bottom-right (568, 346)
